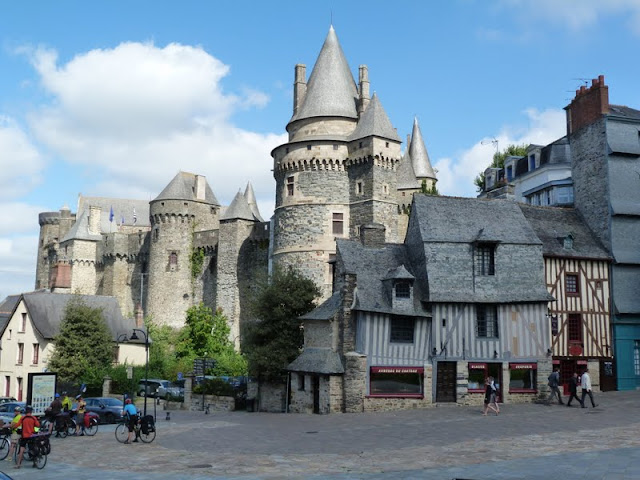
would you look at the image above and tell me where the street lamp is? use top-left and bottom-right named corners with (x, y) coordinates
top-left (130, 328), bottom-right (149, 417)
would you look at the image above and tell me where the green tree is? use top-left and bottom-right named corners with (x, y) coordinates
top-left (420, 179), bottom-right (439, 196)
top-left (48, 297), bottom-right (114, 382)
top-left (243, 267), bottom-right (321, 382)
top-left (474, 143), bottom-right (529, 192)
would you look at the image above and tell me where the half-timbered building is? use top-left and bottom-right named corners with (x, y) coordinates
top-left (519, 205), bottom-right (613, 392)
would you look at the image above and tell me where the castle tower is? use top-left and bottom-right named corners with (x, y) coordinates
top-left (271, 26), bottom-right (401, 299)
top-left (147, 172), bottom-right (220, 328)
top-left (35, 204), bottom-right (75, 290)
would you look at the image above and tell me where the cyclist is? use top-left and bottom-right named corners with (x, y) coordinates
top-left (14, 406), bottom-right (40, 469)
top-left (6, 406), bottom-right (22, 463)
top-left (45, 393), bottom-right (62, 435)
top-left (74, 395), bottom-right (86, 436)
top-left (61, 391), bottom-right (73, 413)
top-left (122, 398), bottom-right (138, 444)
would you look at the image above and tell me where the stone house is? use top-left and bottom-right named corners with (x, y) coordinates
top-left (288, 195), bottom-right (556, 413)
top-left (0, 292), bottom-right (146, 400)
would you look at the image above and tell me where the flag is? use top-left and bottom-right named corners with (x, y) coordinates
top-left (109, 206), bottom-right (114, 222)
top-left (133, 207), bottom-right (137, 224)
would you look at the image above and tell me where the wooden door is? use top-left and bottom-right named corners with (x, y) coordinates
top-left (600, 360), bottom-right (616, 391)
top-left (436, 362), bottom-right (457, 402)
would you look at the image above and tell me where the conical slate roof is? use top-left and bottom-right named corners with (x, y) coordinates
top-left (396, 147), bottom-right (420, 190)
top-left (221, 191), bottom-right (256, 221)
top-left (244, 182), bottom-right (264, 222)
top-left (348, 93), bottom-right (401, 142)
top-left (290, 26), bottom-right (358, 123)
top-left (409, 117), bottom-right (436, 179)
top-left (153, 172), bottom-right (219, 205)
top-left (60, 209), bottom-right (102, 243)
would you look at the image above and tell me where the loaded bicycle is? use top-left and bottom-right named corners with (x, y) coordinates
top-left (40, 411), bottom-right (99, 437)
top-left (114, 414), bottom-right (156, 444)
top-left (15, 432), bottom-right (50, 469)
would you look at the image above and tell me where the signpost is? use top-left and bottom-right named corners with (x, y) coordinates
top-left (193, 358), bottom-right (216, 377)
top-left (26, 372), bottom-right (57, 417)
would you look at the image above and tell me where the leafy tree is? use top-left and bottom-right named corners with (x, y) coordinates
top-left (474, 143), bottom-right (529, 192)
top-left (49, 297), bottom-right (114, 382)
top-left (420, 179), bottom-right (439, 196)
top-left (243, 267), bottom-right (321, 382)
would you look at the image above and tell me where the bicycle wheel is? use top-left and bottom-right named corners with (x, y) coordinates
top-left (33, 451), bottom-right (47, 469)
top-left (84, 419), bottom-right (98, 436)
top-left (114, 423), bottom-right (129, 443)
top-left (0, 437), bottom-right (9, 460)
top-left (138, 428), bottom-right (156, 443)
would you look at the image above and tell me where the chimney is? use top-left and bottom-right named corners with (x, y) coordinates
top-left (88, 205), bottom-right (101, 235)
top-left (360, 223), bottom-right (386, 248)
top-left (135, 303), bottom-right (144, 329)
top-left (358, 65), bottom-right (370, 116)
top-left (195, 175), bottom-right (206, 201)
top-left (293, 64), bottom-right (307, 115)
top-left (565, 75), bottom-right (609, 135)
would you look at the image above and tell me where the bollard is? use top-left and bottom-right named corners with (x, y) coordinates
top-left (204, 405), bottom-right (210, 415)
top-left (165, 411), bottom-right (171, 421)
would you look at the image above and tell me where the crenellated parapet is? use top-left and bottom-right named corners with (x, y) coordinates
top-left (38, 212), bottom-right (61, 226)
top-left (150, 212), bottom-right (197, 225)
top-left (346, 155), bottom-right (399, 171)
top-left (275, 157), bottom-right (348, 174)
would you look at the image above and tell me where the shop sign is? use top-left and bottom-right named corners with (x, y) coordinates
top-left (370, 366), bottom-right (424, 374)
top-left (509, 363), bottom-right (537, 369)
top-left (468, 363), bottom-right (486, 369)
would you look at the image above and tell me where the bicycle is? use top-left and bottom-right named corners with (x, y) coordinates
top-left (15, 432), bottom-right (50, 469)
top-left (114, 415), bottom-right (156, 444)
top-left (0, 426), bottom-right (10, 460)
top-left (66, 412), bottom-right (99, 436)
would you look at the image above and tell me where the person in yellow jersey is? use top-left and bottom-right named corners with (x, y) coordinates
top-left (6, 406), bottom-right (22, 462)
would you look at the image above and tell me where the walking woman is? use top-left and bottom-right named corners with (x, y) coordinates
top-left (483, 376), bottom-right (500, 416)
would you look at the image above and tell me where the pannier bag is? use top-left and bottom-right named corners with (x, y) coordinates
top-left (140, 415), bottom-right (155, 435)
top-left (33, 435), bottom-right (51, 455)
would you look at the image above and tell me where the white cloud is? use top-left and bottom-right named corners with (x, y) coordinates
top-left (24, 42), bottom-right (285, 216)
top-left (0, 116), bottom-right (45, 199)
top-left (0, 202), bottom-right (48, 236)
top-left (498, 0), bottom-right (640, 33)
top-left (435, 107), bottom-right (566, 198)
top-left (0, 235), bottom-right (37, 301)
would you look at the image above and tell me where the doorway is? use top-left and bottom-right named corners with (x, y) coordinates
top-left (436, 362), bottom-right (457, 402)
top-left (600, 359), bottom-right (616, 391)
top-left (312, 375), bottom-right (320, 414)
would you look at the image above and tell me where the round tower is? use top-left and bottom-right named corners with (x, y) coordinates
top-left (147, 172), bottom-right (220, 328)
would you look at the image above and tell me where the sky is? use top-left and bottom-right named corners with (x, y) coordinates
top-left (1, 0), bottom-right (639, 301)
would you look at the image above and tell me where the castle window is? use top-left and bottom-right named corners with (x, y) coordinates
top-left (332, 213), bottom-right (344, 236)
top-left (476, 304), bottom-right (498, 338)
top-left (154, 228), bottom-right (160, 241)
top-left (357, 182), bottom-right (363, 194)
top-left (287, 176), bottom-right (294, 196)
top-left (565, 273), bottom-right (579, 295)
top-left (395, 281), bottom-right (410, 299)
top-left (306, 145), bottom-right (311, 150)
top-left (383, 184), bottom-right (388, 194)
top-left (390, 316), bottom-right (415, 343)
top-left (333, 144), bottom-right (338, 150)
top-left (169, 252), bottom-right (178, 266)
top-left (359, 141), bottom-right (363, 148)
top-left (475, 243), bottom-right (495, 276)
top-left (385, 142), bottom-right (389, 148)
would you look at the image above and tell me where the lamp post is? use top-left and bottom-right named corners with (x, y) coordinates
top-left (130, 328), bottom-right (149, 417)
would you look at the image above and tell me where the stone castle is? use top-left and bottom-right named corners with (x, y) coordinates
top-left (34, 26), bottom-right (437, 342)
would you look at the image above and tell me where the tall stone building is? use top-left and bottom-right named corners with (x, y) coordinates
top-left (34, 26), bottom-right (437, 340)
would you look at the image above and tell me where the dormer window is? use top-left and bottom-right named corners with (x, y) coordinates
top-left (563, 234), bottom-right (574, 250)
top-left (529, 154), bottom-right (535, 171)
top-left (395, 281), bottom-right (410, 298)
top-left (475, 243), bottom-right (496, 276)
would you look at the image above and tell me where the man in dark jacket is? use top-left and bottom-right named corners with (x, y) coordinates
top-left (566, 372), bottom-right (583, 407)
top-left (546, 368), bottom-right (564, 405)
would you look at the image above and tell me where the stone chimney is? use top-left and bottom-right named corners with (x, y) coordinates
top-left (135, 303), bottom-right (144, 329)
top-left (195, 175), bottom-right (206, 201)
top-left (358, 65), bottom-right (370, 116)
top-left (360, 223), bottom-right (386, 248)
top-left (293, 64), bottom-right (307, 115)
top-left (88, 205), bottom-right (101, 235)
top-left (565, 75), bottom-right (609, 135)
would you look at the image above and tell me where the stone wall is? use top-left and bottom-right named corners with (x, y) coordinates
top-left (190, 394), bottom-right (235, 412)
top-left (343, 352), bottom-right (367, 413)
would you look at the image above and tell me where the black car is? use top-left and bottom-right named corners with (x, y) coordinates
top-left (84, 397), bottom-right (124, 424)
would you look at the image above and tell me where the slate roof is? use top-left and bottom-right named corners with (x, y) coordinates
top-left (396, 148), bottom-right (421, 190)
top-left (408, 117), bottom-right (436, 179)
top-left (347, 93), bottom-right (401, 142)
top-left (539, 136), bottom-right (570, 166)
top-left (220, 191), bottom-right (256, 221)
top-left (154, 172), bottom-right (219, 205)
top-left (412, 195), bottom-right (541, 244)
top-left (518, 205), bottom-right (610, 260)
top-left (336, 239), bottom-right (431, 317)
top-left (0, 295), bottom-right (20, 332)
top-left (300, 292), bottom-right (342, 321)
top-left (61, 209), bottom-right (102, 243)
top-left (287, 347), bottom-right (344, 374)
top-left (608, 104), bottom-right (640, 121)
top-left (289, 26), bottom-right (358, 123)
top-left (7, 292), bottom-right (145, 342)
top-left (243, 182), bottom-right (264, 222)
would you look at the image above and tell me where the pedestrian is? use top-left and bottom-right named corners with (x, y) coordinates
top-left (482, 376), bottom-right (499, 416)
top-left (75, 394), bottom-right (86, 436)
top-left (6, 406), bottom-right (22, 463)
top-left (566, 372), bottom-right (583, 407)
top-left (122, 398), bottom-right (139, 444)
top-left (546, 367), bottom-right (564, 405)
top-left (14, 406), bottom-right (40, 469)
top-left (45, 393), bottom-right (62, 434)
top-left (580, 369), bottom-right (598, 408)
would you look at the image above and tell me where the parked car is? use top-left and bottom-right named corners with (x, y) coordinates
top-left (138, 379), bottom-right (172, 399)
top-left (0, 397), bottom-right (17, 404)
top-left (0, 401), bottom-right (24, 425)
top-left (84, 397), bottom-right (124, 424)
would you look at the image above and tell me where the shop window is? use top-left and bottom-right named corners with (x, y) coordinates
top-left (566, 273), bottom-right (579, 295)
top-left (508, 363), bottom-right (538, 393)
top-left (332, 213), bottom-right (344, 236)
top-left (475, 243), bottom-right (495, 276)
top-left (287, 176), bottom-right (294, 196)
top-left (395, 281), bottom-right (410, 298)
top-left (369, 366), bottom-right (423, 397)
top-left (390, 316), bottom-right (414, 343)
top-left (476, 304), bottom-right (498, 338)
top-left (32, 344), bottom-right (39, 365)
top-left (634, 340), bottom-right (640, 376)
top-left (467, 363), bottom-right (488, 392)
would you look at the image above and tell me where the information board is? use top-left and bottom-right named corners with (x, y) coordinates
top-left (26, 372), bottom-right (57, 416)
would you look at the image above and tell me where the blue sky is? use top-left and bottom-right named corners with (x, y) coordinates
top-left (1, 0), bottom-right (639, 301)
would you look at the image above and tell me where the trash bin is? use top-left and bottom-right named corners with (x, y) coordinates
top-left (246, 398), bottom-right (256, 412)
